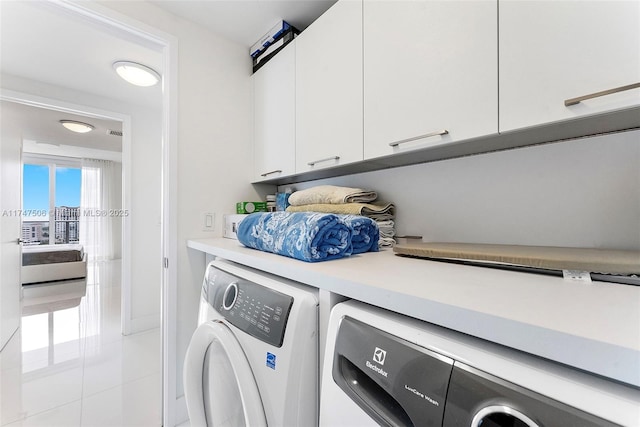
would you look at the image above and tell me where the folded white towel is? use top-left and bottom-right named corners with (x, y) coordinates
top-left (374, 219), bottom-right (395, 248)
top-left (376, 219), bottom-right (395, 228)
top-left (379, 237), bottom-right (396, 247)
top-left (379, 227), bottom-right (396, 239)
top-left (286, 202), bottom-right (394, 222)
top-left (288, 185), bottom-right (377, 206)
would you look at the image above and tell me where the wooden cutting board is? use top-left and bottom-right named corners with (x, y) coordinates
top-left (393, 242), bottom-right (640, 275)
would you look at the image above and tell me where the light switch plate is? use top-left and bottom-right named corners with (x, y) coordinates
top-left (203, 212), bottom-right (215, 232)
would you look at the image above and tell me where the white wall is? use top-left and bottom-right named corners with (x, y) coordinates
top-left (125, 106), bottom-right (162, 327)
top-left (284, 130), bottom-right (640, 251)
top-left (112, 161), bottom-right (122, 259)
top-left (96, 1), bottom-right (270, 408)
top-left (1, 74), bottom-right (163, 332)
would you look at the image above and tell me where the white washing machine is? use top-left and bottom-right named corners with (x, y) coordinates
top-left (321, 300), bottom-right (640, 427)
top-left (184, 259), bottom-right (318, 427)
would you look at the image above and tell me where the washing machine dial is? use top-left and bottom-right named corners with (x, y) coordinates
top-left (222, 282), bottom-right (239, 311)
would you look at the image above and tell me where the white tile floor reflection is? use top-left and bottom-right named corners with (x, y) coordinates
top-left (0, 260), bottom-right (161, 427)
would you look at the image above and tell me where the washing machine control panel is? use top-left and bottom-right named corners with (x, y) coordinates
top-left (206, 266), bottom-right (293, 348)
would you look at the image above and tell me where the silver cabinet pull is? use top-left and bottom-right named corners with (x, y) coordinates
top-left (260, 169), bottom-right (282, 177)
top-left (307, 156), bottom-right (340, 166)
top-left (564, 82), bottom-right (640, 106)
top-left (389, 129), bottom-right (449, 147)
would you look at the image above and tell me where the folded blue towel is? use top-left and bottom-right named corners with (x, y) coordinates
top-left (341, 215), bottom-right (379, 254)
top-left (237, 212), bottom-right (353, 262)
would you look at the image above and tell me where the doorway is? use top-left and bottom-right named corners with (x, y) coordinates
top-left (1, 95), bottom-right (136, 329)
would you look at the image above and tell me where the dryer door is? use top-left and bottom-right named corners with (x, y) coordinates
top-left (184, 321), bottom-right (267, 427)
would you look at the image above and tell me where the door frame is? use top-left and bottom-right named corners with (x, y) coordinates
top-left (2, 1), bottom-right (179, 425)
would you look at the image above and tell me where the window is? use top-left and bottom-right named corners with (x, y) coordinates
top-left (22, 164), bottom-right (50, 245)
top-left (22, 157), bottom-right (81, 245)
top-left (54, 166), bottom-right (81, 244)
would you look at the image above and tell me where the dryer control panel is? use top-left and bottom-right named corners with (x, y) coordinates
top-left (204, 265), bottom-right (293, 347)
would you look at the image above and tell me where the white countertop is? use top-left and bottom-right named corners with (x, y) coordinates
top-left (187, 237), bottom-right (640, 388)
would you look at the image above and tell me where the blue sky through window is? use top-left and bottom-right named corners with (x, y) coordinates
top-left (23, 164), bottom-right (81, 217)
top-left (23, 164), bottom-right (49, 212)
top-left (56, 167), bottom-right (81, 207)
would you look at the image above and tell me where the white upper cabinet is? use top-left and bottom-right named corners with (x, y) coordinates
top-left (295, 0), bottom-right (363, 173)
top-left (500, 1), bottom-right (640, 132)
top-left (253, 42), bottom-right (296, 182)
top-left (363, 0), bottom-right (498, 160)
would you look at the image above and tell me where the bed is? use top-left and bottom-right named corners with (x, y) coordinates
top-left (22, 244), bottom-right (88, 285)
top-left (21, 244), bottom-right (88, 315)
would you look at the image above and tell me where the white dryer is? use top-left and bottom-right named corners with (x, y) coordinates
top-left (184, 259), bottom-right (318, 427)
top-left (321, 300), bottom-right (640, 427)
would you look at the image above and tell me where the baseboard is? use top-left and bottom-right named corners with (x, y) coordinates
top-left (129, 313), bottom-right (160, 334)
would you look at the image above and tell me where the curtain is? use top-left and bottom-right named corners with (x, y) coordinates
top-left (80, 159), bottom-right (115, 261)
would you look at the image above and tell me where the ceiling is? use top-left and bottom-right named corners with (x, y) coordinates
top-left (2, 101), bottom-right (123, 153)
top-left (0, 1), bottom-right (335, 152)
top-left (149, 1), bottom-right (337, 47)
top-left (0, 1), bottom-right (160, 154)
top-left (0, 1), bottom-right (164, 110)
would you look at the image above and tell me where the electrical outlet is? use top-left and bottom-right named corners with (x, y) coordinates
top-left (203, 212), bottom-right (215, 232)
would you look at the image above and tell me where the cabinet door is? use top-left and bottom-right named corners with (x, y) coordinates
top-left (500, 1), bottom-right (640, 132)
top-left (296, 0), bottom-right (363, 172)
top-left (253, 42), bottom-right (296, 182)
top-left (363, 0), bottom-right (498, 160)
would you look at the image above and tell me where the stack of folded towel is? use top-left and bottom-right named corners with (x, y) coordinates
top-left (237, 211), bottom-right (379, 262)
top-left (288, 185), bottom-right (378, 205)
top-left (286, 185), bottom-right (396, 248)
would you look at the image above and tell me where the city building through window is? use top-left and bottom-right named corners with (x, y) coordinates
top-left (22, 158), bottom-right (81, 245)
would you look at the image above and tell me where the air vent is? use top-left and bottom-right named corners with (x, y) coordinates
top-left (107, 129), bottom-right (123, 137)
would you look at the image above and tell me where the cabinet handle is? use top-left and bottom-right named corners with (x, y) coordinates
top-left (307, 156), bottom-right (340, 166)
top-left (388, 129), bottom-right (449, 147)
top-left (564, 82), bottom-right (640, 107)
top-left (260, 169), bottom-right (282, 177)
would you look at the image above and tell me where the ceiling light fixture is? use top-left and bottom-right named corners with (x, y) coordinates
top-left (113, 61), bottom-right (161, 87)
top-left (59, 120), bottom-right (95, 133)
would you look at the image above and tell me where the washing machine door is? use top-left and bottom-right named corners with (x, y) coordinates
top-left (443, 364), bottom-right (619, 427)
top-left (184, 321), bottom-right (267, 427)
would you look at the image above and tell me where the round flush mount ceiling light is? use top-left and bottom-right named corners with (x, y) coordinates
top-left (59, 120), bottom-right (95, 133)
top-left (113, 61), bottom-right (161, 87)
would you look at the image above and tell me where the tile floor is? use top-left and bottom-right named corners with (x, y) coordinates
top-left (0, 260), bottom-right (161, 427)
